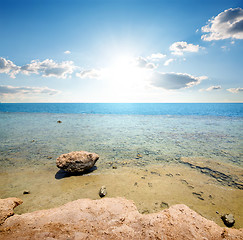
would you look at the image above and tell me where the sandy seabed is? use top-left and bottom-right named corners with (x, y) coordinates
top-left (1, 162), bottom-right (242, 229)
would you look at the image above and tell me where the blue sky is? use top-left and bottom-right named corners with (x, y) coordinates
top-left (0, 0), bottom-right (242, 102)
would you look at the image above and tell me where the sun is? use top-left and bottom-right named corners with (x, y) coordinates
top-left (103, 54), bottom-right (150, 89)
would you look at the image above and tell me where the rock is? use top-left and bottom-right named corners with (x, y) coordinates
top-left (221, 213), bottom-right (235, 227)
top-left (160, 202), bottom-right (169, 208)
top-left (56, 151), bottom-right (99, 173)
top-left (1, 197), bottom-right (242, 239)
top-left (0, 198), bottom-right (23, 225)
top-left (99, 186), bottom-right (107, 198)
top-left (23, 190), bottom-right (30, 195)
top-left (57, 120), bottom-right (62, 123)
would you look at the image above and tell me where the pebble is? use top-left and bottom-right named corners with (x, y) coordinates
top-left (23, 190), bottom-right (30, 194)
top-left (221, 213), bottom-right (235, 227)
top-left (99, 186), bottom-right (107, 198)
top-left (57, 120), bottom-right (62, 123)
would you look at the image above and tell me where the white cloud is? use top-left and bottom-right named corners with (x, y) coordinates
top-left (64, 50), bottom-right (71, 54)
top-left (0, 57), bottom-right (20, 78)
top-left (150, 72), bottom-right (207, 90)
top-left (164, 58), bottom-right (174, 66)
top-left (227, 87), bottom-right (243, 93)
top-left (135, 57), bottom-right (157, 69)
top-left (201, 8), bottom-right (243, 41)
top-left (21, 59), bottom-right (75, 78)
top-left (147, 53), bottom-right (166, 60)
top-left (170, 41), bottom-right (201, 56)
top-left (0, 85), bottom-right (60, 96)
top-left (76, 69), bottom-right (102, 79)
top-left (206, 85), bottom-right (222, 91)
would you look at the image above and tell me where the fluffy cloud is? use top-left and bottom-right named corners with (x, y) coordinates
top-left (0, 57), bottom-right (75, 78)
top-left (64, 50), bottom-right (71, 54)
top-left (0, 57), bottom-right (20, 78)
top-left (170, 41), bottom-right (200, 55)
top-left (201, 8), bottom-right (243, 41)
top-left (150, 72), bottom-right (207, 90)
top-left (227, 87), bottom-right (243, 93)
top-left (147, 53), bottom-right (166, 60)
top-left (0, 85), bottom-right (60, 96)
top-left (164, 58), bottom-right (174, 66)
top-left (206, 85), bottom-right (222, 91)
top-left (136, 57), bottom-right (157, 69)
top-left (76, 69), bottom-right (102, 79)
top-left (21, 59), bottom-right (75, 78)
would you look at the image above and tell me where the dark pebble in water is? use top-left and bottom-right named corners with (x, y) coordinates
top-left (150, 171), bottom-right (161, 176)
top-left (160, 202), bottom-right (169, 208)
top-left (192, 192), bottom-right (204, 200)
top-left (180, 179), bottom-right (188, 185)
top-left (99, 186), bottom-right (107, 198)
top-left (23, 190), bottom-right (30, 194)
top-left (57, 120), bottom-right (62, 123)
top-left (166, 173), bottom-right (173, 177)
top-left (142, 210), bottom-right (150, 214)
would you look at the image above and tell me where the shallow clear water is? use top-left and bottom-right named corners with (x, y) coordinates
top-left (0, 113), bottom-right (242, 169)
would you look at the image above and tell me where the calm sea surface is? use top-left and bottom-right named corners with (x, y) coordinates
top-left (0, 103), bottom-right (242, 227)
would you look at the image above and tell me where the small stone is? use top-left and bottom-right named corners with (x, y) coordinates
top-left (216, 211), bottom-right (219, 214)
top-left (99, 186), bottom-right (107, 198)
top-left (57, 120), bottom-right (62, 123)
top-left (160, 202), bottom-right (169, 208)
top-left (221, 213), bottom-right (235, 227)
top-left (134, 182), bottom-right (138, 186)
top-left (23, 190), bottom-right (30, 195)
top-left (112, 166), bottom-right (117, 169)
top-left (166, 173), bottom-right (173, 177)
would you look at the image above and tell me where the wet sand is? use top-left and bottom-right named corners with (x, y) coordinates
top-left (0, 162), bottom-right (242, 228)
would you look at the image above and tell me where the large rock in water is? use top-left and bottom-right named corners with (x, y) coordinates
top-left (56, 151), bottom-right (99, 173)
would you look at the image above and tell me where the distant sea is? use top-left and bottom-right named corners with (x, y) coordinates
top-left (0, 103), bottom-right (242, 116)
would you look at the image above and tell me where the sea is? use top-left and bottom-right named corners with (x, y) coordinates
top-left (0, 103), bottom-right (242, 227)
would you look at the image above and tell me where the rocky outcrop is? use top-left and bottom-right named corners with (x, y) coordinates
top-left (181, 157), bottom-right (243, 189)
top-left (0, 198), bottom-right (23, 225)
top-left (0, 197), bottom-right (242, 239)
top-left (56, 151), bottom-right (99, 173)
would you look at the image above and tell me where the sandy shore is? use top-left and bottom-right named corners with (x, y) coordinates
top-left (0, 162), bottom-right (242, 228)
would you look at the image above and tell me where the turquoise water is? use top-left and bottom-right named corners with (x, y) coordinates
top-left (0, 112), bottom-right (242, 170)
top-left (0, 103), bottom-right (242, 116)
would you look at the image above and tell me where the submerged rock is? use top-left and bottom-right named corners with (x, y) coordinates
top-left (221, 213), bottom-right (235, 227)
top-left (99, 186), bottom-right (107, 198)
top-left (57, 120), bottom-right (62, 123)
top-left (56, 151), bottom-right (99, 173)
